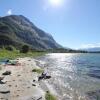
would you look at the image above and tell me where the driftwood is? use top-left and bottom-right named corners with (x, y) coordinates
top-left (38, 75), bottom-right (51, 81)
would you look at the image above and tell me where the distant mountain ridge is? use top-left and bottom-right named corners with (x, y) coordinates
top-left (80, 47), bottom-right (100, 52)
top-left (81, 47), bottom-right (100, 52)
top-left (0, 15), bottom-right (62, 50)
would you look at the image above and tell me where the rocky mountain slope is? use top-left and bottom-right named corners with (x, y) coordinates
top-left (0, 15), bottom-right (61, 50)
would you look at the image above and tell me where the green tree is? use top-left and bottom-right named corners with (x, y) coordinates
top-left (5, 45), bottom-right (14, 51)
top-left (20, 45), bottom-right (29, 53)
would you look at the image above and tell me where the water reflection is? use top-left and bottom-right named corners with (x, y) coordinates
top-left (37, 53), bottom-right (100, 100)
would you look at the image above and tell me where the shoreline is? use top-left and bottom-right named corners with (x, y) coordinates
top-left (0, 57), bottom-right (58, 100)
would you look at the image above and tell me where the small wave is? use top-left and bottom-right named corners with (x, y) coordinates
top-left (87, 73), bottom-right (100, 79)
top-left (86, 90), bottom-right (100, 100)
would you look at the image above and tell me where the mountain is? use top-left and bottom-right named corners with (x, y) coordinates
top-left (88, 47), bottom-right (100, 52)
top-left (0, 15), bottom-right (61, 50)
top-left (80, 47), bottom-right (100, 52)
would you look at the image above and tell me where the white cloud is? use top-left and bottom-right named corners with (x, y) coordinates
top-left (81, 43), bottom-right (100, 49)
top-left (7, 9), bottom-right (12, 15)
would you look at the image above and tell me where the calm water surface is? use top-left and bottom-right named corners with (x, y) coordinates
top-left (37, 53), bottom-right (100, 100)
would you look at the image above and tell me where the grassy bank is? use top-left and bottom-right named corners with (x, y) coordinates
top-left (0, 49), bottom-right (46, 60)
top-left (45, 91), bottom-right (57, 100)
top-left (32, 68), bottom-right (44, 74)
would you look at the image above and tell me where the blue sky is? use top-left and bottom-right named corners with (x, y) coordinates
top-left (0, 0), bottom-right (100, 49)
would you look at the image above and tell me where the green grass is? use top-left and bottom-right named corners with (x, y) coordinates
top-left (45, 91), bottom-right (57, 100)
top-left (32, 68), bottom-right (44, 74)
top-left (0, 66), bottom-right (2, 70)
top-left (0, 49), bottom-right (46, 60)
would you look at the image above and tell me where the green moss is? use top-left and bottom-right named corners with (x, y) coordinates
top-left (32, 68), bottom-right (44, 74)
top-left (45, 91), bottom-right (57, 100)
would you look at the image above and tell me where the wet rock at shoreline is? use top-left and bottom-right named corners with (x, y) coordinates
top-left (32, 84), bottom-right (36, 86)
top-left (0, 77), bottom-right (4, 81)
top-left (0, 81), bottom-right (6, 84)
top-left (87, 90), bottom-right (100, 100)
top-left (0, 77), bottom-right (6, 84)
top-left (2, 71), bottom-right (11, 76)
top-left (0, 91), bottom-right (10, 94)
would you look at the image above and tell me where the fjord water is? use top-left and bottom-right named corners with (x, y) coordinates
top-left (37, 53), bottom-right (100, 100)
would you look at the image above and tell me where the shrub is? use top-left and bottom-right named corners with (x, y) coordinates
top-left (20, 45), bottom-right (29, 53)
top-left (45, 91), bottom-right (57, 100)
top-left (32, 68), bottom-right (44, 74)
top-left (5, 46), bottom-right (14, 51)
